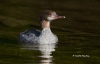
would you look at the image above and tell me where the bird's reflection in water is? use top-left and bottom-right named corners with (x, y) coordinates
top-left (21, 43), bottom-right (56, 64)
top-left (39, 44), bottom-right (56, 64)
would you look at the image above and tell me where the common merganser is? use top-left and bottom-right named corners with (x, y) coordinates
top-left (18, 10), bottom-right (65, 44)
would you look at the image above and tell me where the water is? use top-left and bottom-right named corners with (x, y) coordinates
top-left (0, 30), bottom-right (100, 64)
top-left (0, 0), bottom-right (100, 63)
top-left (21, 43), bottom-right (56, 64)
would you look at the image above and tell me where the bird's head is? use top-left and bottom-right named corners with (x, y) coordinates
top-left (40, 10), bottom-right (65, 22)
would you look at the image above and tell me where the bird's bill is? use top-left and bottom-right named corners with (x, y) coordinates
top-left (55, 16), bottom-right (66, 19)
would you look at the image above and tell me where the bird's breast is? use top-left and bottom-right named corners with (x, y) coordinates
top-left (38, 28), bottom-right (58, 44)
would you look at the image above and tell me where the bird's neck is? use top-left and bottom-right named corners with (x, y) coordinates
top-left (40, 20), bottom-right (50, 29)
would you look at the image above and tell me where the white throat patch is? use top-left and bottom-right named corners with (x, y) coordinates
top-left (47, 16), bottom-right (54, 21)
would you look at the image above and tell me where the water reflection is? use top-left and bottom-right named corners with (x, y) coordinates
top-left (21, 43), bottom-right (56, 64)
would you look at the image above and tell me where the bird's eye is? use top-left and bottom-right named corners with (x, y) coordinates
top-left (49, 14), bottom-right (52, 15)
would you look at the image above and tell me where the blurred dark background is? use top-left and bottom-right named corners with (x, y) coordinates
top-left (0, 0), bottom-right (100, 64)
top-left (0, 0), bottom-right (100, 34)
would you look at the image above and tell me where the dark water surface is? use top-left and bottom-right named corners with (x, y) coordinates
top-left (0, 28), bottom-right (100, 64)
top-left (0, 0), bottom-right (100, 64)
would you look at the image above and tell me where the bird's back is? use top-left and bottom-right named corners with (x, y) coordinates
top-left (18, 29), bottom-right (41, 44)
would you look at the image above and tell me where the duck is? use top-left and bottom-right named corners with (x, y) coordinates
top-left (18, 10), bottom-right (65, 44)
